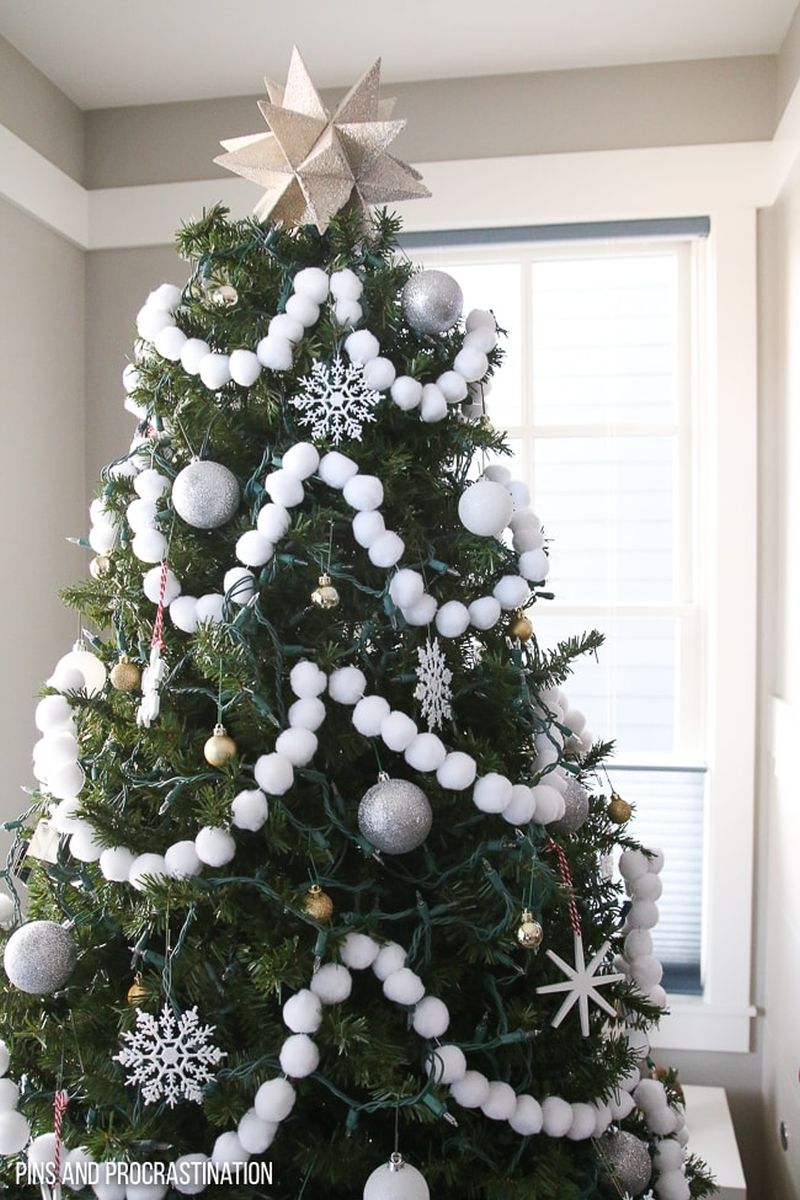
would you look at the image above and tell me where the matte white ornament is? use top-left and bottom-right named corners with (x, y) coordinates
top-left (420, 383), bottom-right (448, 423)
top-left (306, 962), bottom-right (352, 1005)
top-left (195, 594), bottom-right (225, 624)
top-left (279, 1034), bottom-right (319, 1078)
top-left (402, 593), bottom-right (437, 626)
top-left (437, 370), bottom-right (468, 403)
top-left (450, 1070), bottom-right (490, 1109)
top-left (435, 600), bottom-right (470, 638)
top-left (380, 712), bottom-right (418, 752)
top-left (170, 595), bottom-right (199, 633)
top-left (264, 469), bottom-right (304, 508)
top-left (513, 526), bottom-right (544, 553)
top-left (390, 376), bottom-right (423, 411)
top-left (493, 575), bottom-right (529, 610)
top-left (254, 753), bottom-right (294, 796)
top-left (436, 752), bottom-right (477, 791)
top-left (509, 1094), bottom-right (544, 1135)
top-left (411, 995), bottom-right (450, 1038)
top-left (363, 1155), bottom-right (429, 1200)
top-left (290, 660), bottom-right (327, 699)
top-left (269, 313), bottom-right (304, 343)
top-left (383, 968), bottom-right (425, 1006)
top-left (224, 567), bottom-right (256, 605)
top-left (389, 569), bottom-right (424, 609)
top-left (468, 596), bottom-right (502, 630)
top-left (282, 442), bottom-right (320, 480)
top-left (343, 475), bottom-right (384, 512)
top-left (282, 989), bottom-right (323, 1034)
top-left (229, 349), bottom-right (261, 387)
top-left (231, 789), bottom-right (269, 831)
top-left (328, 666), bottom-right (366, 705)
top-left (198, 353), bottom-right (231, 391)
top-left (363, 357), bottom-right (396, 391)
top-left (340, 933), bottom-right (380, 970)
top-left (352, 695), bottom-right (391, 737)
top-left (143, 565), bottom-right (181, 605)
top-left (236, 530), bottom-right (273, 568)
top-left (275, 727), bottom-right (317, 767)
top-left (630, 955), bottom-right (663, 989)
top-left (318, 450), bottom-right (359, 489)
top-left (502, 784), bottom-right (537, 825)
top-left (256, 335), bottom-right (293, 371)
top-left (254, 1077), bottom-right (296, 1123)
top-left (473, 773), bottom-right (513, 814)
top-left (237, 1109), bottom-right (277, 1155)
top-left (194, 827), bottom-right (235, 867)
top-left (180, 338), bottom-right (211, 374)
top-left (132, 529), bottom-right (167, 563)
top-left (426, 1044), bottom-right (467, 1085)
top-left (372, 943), bottom-right (406, 981)
top-left (519, 548), bottom-right (549, 582)
top-left (89, 521), bottom-right (117, 555)
top-left (293, 267), bottom-right (329, 303)
top-left (608, 1090), bottom-right (636, 1121)
top-left (459, 479), bottom-right (514, 537)
top-left (345, 330), bottom-right (380, 364)
top-left (648, 1108), bottom-right (679, 1136)
top-left (482, 1082), bottom-right (517, 1120)
top-left (624, 928), bottom-right (653, 959)
top-left (405, 732), bottom-right (447, 772)
top-left (353, 510), bottom-right (386, 548)
top-left (466, 308), bottom-right (496, 332)
top-left (288, 698), bottom-right (326, 731)
top-left (369, 531), bottom-right (405, 568)
top-left (285, 293), bottom-right (320, 327)
top-left (257, 502), bottom-right (291, 542)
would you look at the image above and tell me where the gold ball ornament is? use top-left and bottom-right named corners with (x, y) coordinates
top-left (516, 908), bottom-right (544, 952)
top-left (110, 656), bottom-right (141, 693)
top-left (311, 572), bottom-right (340, 610)
top-left (303, 884), bottom-right (334, 923)
top-left (127, 975), bottom-right (147, 1005)
top-left (508, 611), bottom-right (533, 642)
top-left (89, 554), bottom-right (113, 580)
top-left (608, 792), bottom-right (633, 824)
top-left (204, 724), bottom-right (237, 767)
top-left (210, 283), bottom-right (239, 307)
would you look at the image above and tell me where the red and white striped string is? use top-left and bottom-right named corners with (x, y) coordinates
top-left (546, 837), bottom-right (582, 937)
top-left (150, 559), bottom-right (169, 652)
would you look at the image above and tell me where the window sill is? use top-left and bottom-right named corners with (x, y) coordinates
top-left (649, 996), bottom-right (756, 1053)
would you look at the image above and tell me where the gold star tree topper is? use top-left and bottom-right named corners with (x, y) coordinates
top-left (214, 47), bottom-right (430, 233)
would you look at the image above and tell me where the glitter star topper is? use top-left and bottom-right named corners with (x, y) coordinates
top-left (215, 47), bottom-right (430, 233)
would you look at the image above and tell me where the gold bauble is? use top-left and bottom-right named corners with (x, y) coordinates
top-left (204, 723), bottom-right (237, 767)
top-left (516, 908), bottom-right (544, 951)
top-left (210, 284), bottom-right (239, 307)
top-left (508, 611), bottom-right (533, 642)
top-left (127, 975), bottom-right (148, 1005)
top-left (110, 657), bottom-right (141, 693)
top-left (479, 414), bottom-right (494, 431)
top-left (608, 792), bottom-right (633, 824)
top-left (311, 572), bottom-right (340, 610)
top-left (303, 884), bottom-right (334, 923)
top-left (89, 554), bottom-right (113, 580)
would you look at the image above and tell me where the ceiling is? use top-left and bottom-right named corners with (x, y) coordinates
top-left (0, 0), bottom-right (797, 111)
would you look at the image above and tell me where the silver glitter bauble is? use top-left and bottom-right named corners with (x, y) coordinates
top-left (401, 270), bottom-right (464, 335)
top-left (358, 777), bottom-right (433, 855)
top-left (363, 1153), bottom-right (430, 1200)
top-left (4, 920), bottom-right (77, 994)
top-left (549, 777), bottom-right (590, 837)
top-left (598, 1130), bottom-right (652, 1195)
top-left (172, 459), bottom-right (241, 530)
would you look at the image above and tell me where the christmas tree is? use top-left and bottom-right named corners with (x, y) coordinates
top-left (0, 48), bottom-right (714, 1200)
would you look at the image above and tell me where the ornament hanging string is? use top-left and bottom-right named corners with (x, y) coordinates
top-left (546, 837), bottom-right (581, 937)
top-left (150, 558), bottom-right (170, 653)
top-left (52, 1088), bottom-right (68, 1188)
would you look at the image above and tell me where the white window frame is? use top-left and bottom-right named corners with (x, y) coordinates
top-left (410, 211), bottom-right (757, 1053)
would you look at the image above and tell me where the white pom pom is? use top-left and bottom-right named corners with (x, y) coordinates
top-left (143, 565), bottom-right (181, 605)
top-left (426, 1044), bottom-right (467, 1085)
top-left (481, 1081), bottom-right (517, 1120)
top-left (506, 479), bottom-right (531, 511)
top-left (136, 305), bottom-right (172, 341)
top-left (655, 1171), bottom-right (691, 1200)
top-left (676, 1126), bottom-right (690, 1148)
top-left (383, 967), bottom-right (425, 1005)
top-left (195, 593), bottom-right (225, 624)
top-left (510, 1094), bottom-right (544, 1135)
top-left (288, 698), bottom-right (327, 731)
top-left (334, 298), bottom-right (362, 326)
top-left (123, 362), bottom-right (141, 393)
top-left (630, 873), bottom-right (663, 902)
top-left (466, 308), bottom-right (496, 332)
top-left (541, 1096), bottom-right (573, 1137)
top-left (648, 1107), bottom-right (679, 1136)
top-left (309, 963), bottom-right (352, 1005)
top-left (257, 502), bottom-right (291, 542)
top-left (126, 498), bottom-right (157, 534)
top-left (363, 357), bottom-right (396, 391)
top-left (468, 596), bottom-right (502, 630)
top-left (608, 1090), bottom-right (636, 1120)
top-left (626, 1028), bottom-right (651, 1058)
top-left (236, 530), bottom-right (273, 568)
top-left (0, 898), bottom-right (13, 931)
top-left (180, 338), bottom-right (211, 374)
top-left (629, 900), bottom-right (659, 929)
top-left (290, 660), bottom-right (328, 699)
top-left (435, 601), bottom-right (470, 638)
top-left (229, 349), bottom-right (261, 387)
top-left (631, 955), bottom-right (663, 989)
top-left (647, 847), bottom-right (666, 874)
top-left (473, 773), bottom-right (513, 814)
top-left (618, 1063), bottom-right (641, 1093)
top-left (164, 840), bottom-right (203, 878)
top-left (275, 727), bottom-right (318, 767)
top-left (170, 595), bottom-right (199, 633)
top-left (0, 1110), bottom-right (29, 1154)
top-left (254, 753), bottom-right (294, 796)
top-left (283, 989), bottom-right (323, 1034)
top-left (566, 1103), bottom-right (597, 1140)
top-left (282, 442), bottom-right (320, 481)
top-left (390, 376), bottom-right (423, 411)
top-left (405, 733), bottom-right (447, 772)
top-left (89, 521), bottom-right (116, 554)
top-left (237, 1109), bottom-right (277, 1155)
top-left (634, 1078), bottom-right (668, 1113)
top-left (195, 826), bottom-right (236, 867)
top-left (353, 510), bottom-right (386, 548)
top-left (27, 1132), bottom-right (57, 1165)
top-left (285, 293), bottom-right (320, 328)
top-left (448, 1071), bottom-right (489, 1111)
top-left (420, 383), bottom-right (448, 423)
top-left (624, 929), bottom-right (653, 960)
top-left (372, 942), bottom-right (406, 981)
top-left (70, 825), bottom-right (104, 862)
top-left (402, 593), bottom-right (438, 626)
top-left (389, 569), bottom-right (425, 609)
top-left (330, 268), bottom-right (363, 301)
top-left (649, 983), bottom-right (668, 1009)
top-left (464, 324), bottom-right (498, 353)
top-left (131, 529), bottom-right (167, 563)
top-left (531, 784), bottom-right (564, 824)
top-left (328, 666), bottom-right (366, 705)
top-left (653, 1140), bottom-right (685, 1171)
top-left (436, 751), bottom-right (477, 791)
top-left (148, 283), bottom-right (182, 312)
top-left (224, 566), bottom-right (256, 605)
top-left (368, 531), bottom-right (405, 568)
top-left (453, 346), bottom-right (488, 382)
top-left (231, 788), bottom-right (269, 831)
top-left (35, 695), bottom-right (73, 733)
top-left (318, 451), bottom-right (359, 489)
top-left (264, 469), bottom-right (304, 508)
top-left (254, 1077), bottom-right (296, 1123)
top-left (340, 933), bottom-right (380, 970)
top-left (50, 798), bottom-right (83, 834)
top-left (437, 370), bottom-right (468, 403)
top-left (211, 1131), bottom-right (248, 1167)
top-left (502, 784), bottom-right (537, 825)
top-left (279, 1033), bottom-right (319, 1078)
top-left (513, 526), bottom-right (544, 553)
top-left (49, 761), bottom-right (85, 801)
top-left (198, 352), bottom-right (231, 391)
top-left (519, 548), bottom-right (550, 582)
top-left (0, 1079), bottom-right (18, 1111)
top-left (293, 267), bottom-right (329, 303)
top-left (269, 313), bottom-right (304, 343)
top-left (129, 853), bottom-right (168, 890)
top-left (380, 711), bottom-right (418, 752)
top-left (134, 469), bottom-right (171, 501)
top-left (256, 335), bottom-right (293, 371)
top-left (619, 849), bottom-right (650, 882)
top-left (412, 995), bottom-right (450, 1038)
top-left (343, 474), bottom-right (383, 512)
top-left (493, 576), bottom-right (529, 610)
top-left (352, 695), bottom-right (391, 737)
top-left (345, 330), bottom-right (380, 364)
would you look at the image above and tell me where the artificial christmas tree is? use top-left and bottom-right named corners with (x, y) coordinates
top-left (0, 48), bottom-right (714, 1200)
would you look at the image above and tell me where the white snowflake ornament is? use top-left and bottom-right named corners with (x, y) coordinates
top-left (536, 933), bottom-right (626, 1037)
top-left (114, 1004), bottom-right (225, 1107)
top-left (291, 357), bottom-right (380, 444)
top-left (414, 636), bottom-right (453, 731)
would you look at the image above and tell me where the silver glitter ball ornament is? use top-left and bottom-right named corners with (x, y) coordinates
top-left (401, 270), bottom-right (464, 334)
top-left (172, 459), bottom-right (241, 530)
top-left (363, 1153), bottom-right (430, 1200)
top-left (598, 1130), bottom-right (652, 1195)
top-left (549, 777), bottom-right (590, 837)
top-left (358, 777), bottom-right (433, 855)
top-left (4, 920), bottom-right (77, 994)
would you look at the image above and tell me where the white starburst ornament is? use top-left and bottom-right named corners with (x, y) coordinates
top-left (536, 932), bottom-right (625, 1037)
top-left (414, 637), bottom-right (453, 731)
top-left (292, 357), bottom-right (380, 444)
top-left (114, 1004), bottom-right (226, 1108)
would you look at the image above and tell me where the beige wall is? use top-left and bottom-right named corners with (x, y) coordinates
top-left (0, 34), bottom-right (83, 182)
top-left (0, 197), bottom-right (85, 856)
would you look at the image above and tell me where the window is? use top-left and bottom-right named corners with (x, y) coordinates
top-left (407, 232), bottom-right (708, 997)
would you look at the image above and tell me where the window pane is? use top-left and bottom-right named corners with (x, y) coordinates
top-left (533, 436), bottom-right (675, 604)
top-left (532, 253), bottom-right (679, 426)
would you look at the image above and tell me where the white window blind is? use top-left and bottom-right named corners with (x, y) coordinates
top-left (411, 231), bottom-right (706, 994)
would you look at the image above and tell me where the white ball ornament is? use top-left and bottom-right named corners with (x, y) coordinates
top-left (257, 502), bottom-right (291, 542)
top-left (389, 569), bottom-right (425, 609)
top-left (390, 376), bottom-right (423, 411)
top-left (420, 384), bottom-right (448, 423)
top-left (285, 293), bottom-right (320, 328)
top-left (402, 593), bottom-right (437, 626)
top-left (131, 529), bottom-right (167, 564)
top-left (343, 475), bottom-right (384, 512)
top-left (164, 841), bottom-right (203, 878)
top-left (290, 660), bottom-right (327, 699)
top-left (369, 531), bottom-right (405, 568)
top-left (288, 698), bottom-right (326, 731)
top-left (647, 848), bottom-right (666, 874)
top-left (254, 753), bottom-right (294, 796)
top-left (89, 521), bottom-right (117, 554)
top-left (235, 530), bottom-right (273, 568)
top-left (411, 995), bottom-right (450, 1039)
top-left (363, 357), bottom-right (396, 391)
top-left (254, 1077), bottom-right (296, 1123)
top-left (437, 370), bottom-right (468, 403)
top-left (283, 988), bottom-right (323, 1034)
top-left (340, 933), bottom-right (380, 970)
top-left (513, 526), bottom-right (544, 553)
top-left (229, 348), bottom-right (261, 387)
top-left (170, 595), bottom-right (199, 633)
top-left (279, 1034), bottom-right (319, 1078)
top-left (27, 1132), bottom-right (57, 1167)
top-left (436, 751), bottom-right (477, 791)
top-left (0, 1110), bottom-right (30, 1154)
top-left (509, 1094), bottom-right (544, 1135)
top-left (459, 479), bottom-right (513, 537)
top-left (624, 929), bottom-right (653, 959)
top-left (345, 329), bottom-right (380, 364)
top-left (256, 335), bottom-right (293, 371)
top-left (224, 567), bottom-right (256, 605)
top-left (128, 854), bottom-right (168, 890)
top-left (626, 1028), bottom-right (651, 1059)
top-left (231, 788), bottom-right (269, 831)
top-left (405, 733), bottom-right (447, 772)
top-left (647, 1107), bottom-right (679, 1136)
top-left (634, 1078), bottom-right (668, 1113)
top-left (519, 548), bottom-right (550, 582)
top-left (282, 442), bottom-right (320, 480)
top-left (353, 695), bottom-right (391, 737)
top-left (265, 469), bottom-right (304, 508)
top-left (198, 352), bottom-right (231, 391)
top-left (481, 1082), bottom-right (517, 1121)
top-left (631, 955), bottom-right (663, 989)
top-left (502, 784), bottom-right (537, 825)
top-left (269, 313), bottom-right (304, 343)
top-left (493, 575), bottom-right (529, 610)
top-left (237, 1109), bottom-right (277, 1155)
top-left (372, 943), bottom-right (407, 981)
top-left (275, 727), bottom-right (317, 767)
top-left (362, 1156), bottom-right (429, 1200)
top-left (180, 338), bottom-right (211, 374)
top-left (426, 1044), bottom-right (467, 1085)
top-left (318, 450), bottom-right (359, 490)
top-left (468, 596), bottom-right (502, 630)
top-left (293, 267), bottom-right (329, 303)
top-left (143, 565), bottom-right (181, 605)
top-left (310, 962), bottom-right (352, 1005)
top-left (328, 666), bottom-right (366, 705)
top-left (54, 644), bottom-right (107, 696)
top-left (383, 968), bottom-right (425, 1006)
top-left (195, 593), bottom-right (225, 624)
top-left (380, 712), bottom-right (418, 752)
top-left (473, 773), bottom-right (513, 814)
top-left (450, 1071), bottom-right (490, 1109)
top-left (542, 1096), bottom-right (574, 1137)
